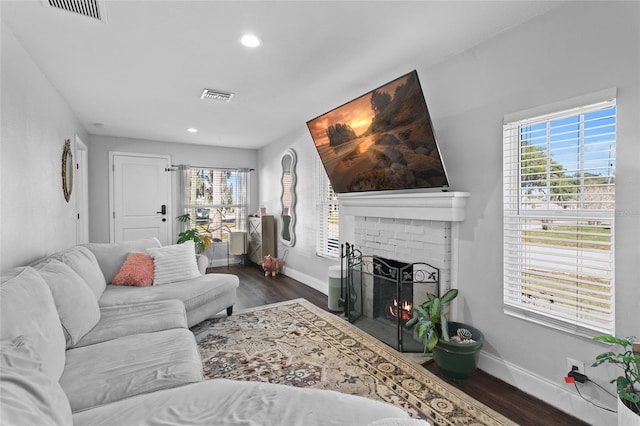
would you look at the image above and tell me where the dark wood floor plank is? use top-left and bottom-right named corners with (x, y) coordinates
top-left (423, 363), bottom-right (588, 426)
top-left (207, 264), bottom-right (587, 425)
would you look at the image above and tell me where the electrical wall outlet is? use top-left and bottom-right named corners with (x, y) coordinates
top-left (567, 358), bottom-right (585, 375)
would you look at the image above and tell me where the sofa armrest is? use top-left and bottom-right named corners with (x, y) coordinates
top-left (196, 255), bottom-right (208, 275)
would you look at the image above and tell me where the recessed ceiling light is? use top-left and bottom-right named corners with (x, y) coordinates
top-left (187, 128), bottom-right (198, 133)
top-left (240, 34), bottom-right (261, 48)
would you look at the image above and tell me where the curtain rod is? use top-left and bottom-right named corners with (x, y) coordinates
top-left (171, 165), bottom-right (255, 172)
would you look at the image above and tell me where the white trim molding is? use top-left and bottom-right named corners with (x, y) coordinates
top-left (339, 191), bottom-right (470, 222)
top-left (283, 267), bottom-right (328, 295)
top-left (479, 351), bottom-right (616, 425)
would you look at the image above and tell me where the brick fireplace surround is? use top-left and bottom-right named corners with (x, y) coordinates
top-left (339, 191), bottom-right (470, 297)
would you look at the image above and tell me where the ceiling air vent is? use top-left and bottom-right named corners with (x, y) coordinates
top-left (44, 0), bottom-right (103, 21)
top-left (200, 89), bottom-right (235, 103)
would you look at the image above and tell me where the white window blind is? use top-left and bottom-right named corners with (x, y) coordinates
top-left (180, 167), bottom-right (249, 241)
top-left (316, 158), bottom-right (340, 258)
top-left (503, 98), bottom-right (616, 337)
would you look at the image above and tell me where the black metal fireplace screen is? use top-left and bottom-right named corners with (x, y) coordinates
top-left (341, 242), bottom-right (440, 353)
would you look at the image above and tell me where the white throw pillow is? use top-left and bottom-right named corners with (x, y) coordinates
top-left (146, 240), bottom-right (201, 285)
top-left (35, 260), bottom-right (101, 348)
top-left (0, 335), bottom-right (73, 426)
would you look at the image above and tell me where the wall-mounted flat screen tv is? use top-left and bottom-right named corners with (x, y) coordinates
top-left (307, 70), bottom-right (448, 193)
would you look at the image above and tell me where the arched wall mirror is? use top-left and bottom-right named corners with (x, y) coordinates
top-left (280, 148), bottom-right (297, 246)
top-left (62, 139), bottom-right (73, 203)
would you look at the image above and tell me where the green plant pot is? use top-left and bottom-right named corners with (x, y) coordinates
top-left (432, 321), bottom-right (484, 381)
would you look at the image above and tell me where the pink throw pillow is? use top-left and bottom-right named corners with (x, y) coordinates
top-left (111, 252), bottom-right (154, 287)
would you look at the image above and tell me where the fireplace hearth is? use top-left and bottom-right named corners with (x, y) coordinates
top-left (342, 242), bottom-right (439, 353)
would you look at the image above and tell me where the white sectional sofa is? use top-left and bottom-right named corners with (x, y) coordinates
top-left (0, 239), bottom-right (420, 425)
top-left (82, 237), bottom-right (239, 325)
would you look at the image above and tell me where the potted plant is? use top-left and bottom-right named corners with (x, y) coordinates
top-left (592, 335), bottom-right (639, 423)
top-left (176, 213), bottom-right (212, 255)
top-left (405, 289), bottom-right (483, 381)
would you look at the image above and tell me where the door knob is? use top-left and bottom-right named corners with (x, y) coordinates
top-left (156, 205), bottom-right (167, 215)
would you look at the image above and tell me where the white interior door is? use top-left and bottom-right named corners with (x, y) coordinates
top-left (110, 153), bottom-right (172, 244)
top-left (75, 135), bottom-right (89, 244)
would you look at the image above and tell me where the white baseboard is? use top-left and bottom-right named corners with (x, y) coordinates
top-left (478, 351), bottom-right (616, 425)
top-left (208, 257), bottom-right (241, 268)
top-left (282, 267), bottom-right (328, 296)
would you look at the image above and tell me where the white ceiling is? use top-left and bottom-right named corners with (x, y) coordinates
top-left (2, 1), bottom-right (562, 150)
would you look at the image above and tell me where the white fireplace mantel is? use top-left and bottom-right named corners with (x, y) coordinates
top-left (339, 191), bottom-right (470, 222)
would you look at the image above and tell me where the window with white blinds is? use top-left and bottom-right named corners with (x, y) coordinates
top-left (180, 167), bottom-right (249, 241)
top-left (316, 158), bottom-right (340, 258)
top-left (503, 96), bottom-right (616, 337)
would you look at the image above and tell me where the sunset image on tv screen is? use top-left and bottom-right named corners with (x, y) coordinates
top-left (307, 71), bottom-right (448, 193)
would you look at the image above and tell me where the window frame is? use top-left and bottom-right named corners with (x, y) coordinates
top-left (180, 166), bottom-right (249, 242)
top-left (315, 157), bottom-right (340, 259)
top-left (502, 89), bottom-right (616, 337)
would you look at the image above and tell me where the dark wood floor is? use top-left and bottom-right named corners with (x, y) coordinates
top-left (208, 264), bottom-right (588, 426)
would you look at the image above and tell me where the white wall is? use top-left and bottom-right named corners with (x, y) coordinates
top-left (259, 3), bottom-right (639, 423)
top-left (257, 127), bottom-right (340, 293)
top-left (426, 4), bottom-right (638, 423)
top-left (87, 135), bottom-right (259, 244)
top-left (1, 25), bottom-right (89, 270)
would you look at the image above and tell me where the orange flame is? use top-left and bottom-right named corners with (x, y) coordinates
top-left (388, 299), bottom-right (413, 321)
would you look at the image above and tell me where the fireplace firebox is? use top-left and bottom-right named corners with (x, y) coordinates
top-left (341, 242), bottom-right (439, 353)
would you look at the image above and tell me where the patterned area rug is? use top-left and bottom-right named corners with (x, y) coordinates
top-left (191, 298), bottom-right (516, 426)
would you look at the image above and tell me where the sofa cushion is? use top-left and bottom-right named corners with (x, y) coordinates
top-left (32, 246), bottom-right (107, 299)
top-left (0, 336), bottom-right (73, 426)
top-left (111, 252), bottom-right (154, 287)
top-left (0, 267), bottom-right (66, 381)
top-left (71, 379), bottom-right (412, 426)
top-left (146, 240), bottom-right (201, 285)
top-left (74, 300), bottom-right (188, 347)
top-left (99, 273), bottom-right (239, 313)
top-left (84, 238), bottom-right (162, 284)
top-left (34, 260), bottom-right (101, 348)
top-left (61, 328), bottom-right (203, 412)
